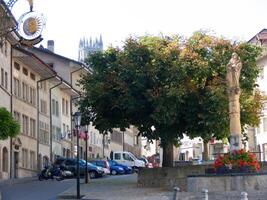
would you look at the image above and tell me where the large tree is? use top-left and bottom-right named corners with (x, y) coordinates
top-left (79, 36), bottom-right (188, 166)
top-left (79, 33), bottom-right (262, 166)
top-left (180, 32), bottom-right (263, 160)
top-left (0, 107), bottom-right (20, 140)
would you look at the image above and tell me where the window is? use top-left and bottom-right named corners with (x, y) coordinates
top-left (114, 153), bottom-right (121, 160)
top-left (22, 148), bottom-right (28, 168)
top-left (55, 101), bottom-right (59, 116)
top-left (39, 121), bottom-right (49, 145)
top-left (22, 67), bottom-right (28, 76)
top-left (52, 99), bottom-right (55, 115)
top-left (30, 151), bottom-right (35, 169)
top-left (62, 98), bottom-right (65, 114)
top-left (2, 147), bottom-right (8, 172)
top-left (14, 62), bottom-right (20, 70)
top-left (29, 87), bottom-right (36, 105)
top-left (13, 78), bottom-right (20, 97)
top-left (30, 118), bottom-right (36, 138)
top-left (30, 73), bottom-right (35, 81)
top-left (264, 118), bottom-right (267, 132)
top-left (1, 68), bottom-right (4, 86)
top-left (66, 100), bottom-right (68, 115)
top-left (22, 114), bottom-right (29, 135)
top-left (40, 100), bottom-right (47, 114)
top-left (22, 82), bottom-right (29, 101)
top-left (4, 71), bottom-right (7, 89)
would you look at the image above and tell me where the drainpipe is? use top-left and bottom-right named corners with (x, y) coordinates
top-left (36, 75), bottom-right (56, 170)
top-left (70, 95), bottom-right (80, 158)
top-left (70, 66), bottom-right (85, 87)
top-left (49, 79), bottom-right (62, 163)
top-left (9, 46), bottom-right (13, 179)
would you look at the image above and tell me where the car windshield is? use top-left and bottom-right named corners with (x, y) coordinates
top-left (80, 159), bottom-right (94, 167)
top-left (128, 152), bottom-right (137, 159)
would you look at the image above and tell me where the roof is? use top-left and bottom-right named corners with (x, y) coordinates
top-left (248, 28), bottom-right (267, 43)
top-left (0, 0), bottom-right (20, 44)
top-left (13, 46), bottom-right (57, 78)
top-left (33, 45), bottom-right (85, 66)
top-left (14, 46), bottom-right (80, 95)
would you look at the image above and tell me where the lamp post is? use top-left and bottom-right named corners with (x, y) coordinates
top-left (85, 124), bottom-right (89, 184)
top-left (73, 112), bottom-right (81, 199)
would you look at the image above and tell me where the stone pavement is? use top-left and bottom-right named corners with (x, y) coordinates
top-left (57, 174), bottom-right (267, 200)
top-left (57, 174), bottom-right (173, 200)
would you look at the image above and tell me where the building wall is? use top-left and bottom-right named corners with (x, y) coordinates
top-left (0, 40), bottom-right (11, 179)
top-left (252, 53), bottom-right (267, 161)
top-left (12, 59), bottom-right (39, 178)
top-left (38, 80), bottom-right (51, 168)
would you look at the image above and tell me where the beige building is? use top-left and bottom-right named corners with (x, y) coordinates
top-left (25, 43), bottom-right (85, 160)
top-left (11, 47), bottom-right (57, 178)
top-left (0, 2), bottom-right (20, 180)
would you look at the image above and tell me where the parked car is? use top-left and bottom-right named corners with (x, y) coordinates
top-left (54, 157), bottom-right (104, 179)
top-left (108, 160), bottom-right (133, 174)
top-left (138, 157), bottom-right (153, 168)
top-left (89, 160), bottom-right (110, 175)
top-left (111, 151), bottom-right (145, 170)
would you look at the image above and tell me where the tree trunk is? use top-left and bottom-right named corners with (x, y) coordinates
top-left (203, 140), bottom-right (209, 161)
top-left (162, 142), bottom-right (174, 167)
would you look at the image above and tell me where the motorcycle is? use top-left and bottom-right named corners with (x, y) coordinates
top-left (38, 165), bottom-right (65, 181)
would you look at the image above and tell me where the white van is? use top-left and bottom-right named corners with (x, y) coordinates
top-left (112, 151), bottom-right (145, 169)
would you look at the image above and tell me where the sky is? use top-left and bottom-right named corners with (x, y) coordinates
top-left (9, 0), bottom-right (267, 60)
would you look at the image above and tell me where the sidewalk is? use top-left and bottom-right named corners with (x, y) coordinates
top-left (57, 174), bottom-right (173, 200)
top-left (0, 176), bottom-right (37, 187)
top-left (57, 174), bottom-right (267, 200)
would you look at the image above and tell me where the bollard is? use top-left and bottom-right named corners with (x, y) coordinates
top-left (173, 187), bottom-right (180, 200)
top-left (202, 189), bottom-right (208, 200)
top-left (241, 192), bottom-right (248, 200)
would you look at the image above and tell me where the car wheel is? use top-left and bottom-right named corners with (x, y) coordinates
top-left (89, 171), bottom-right (97, 179)
top-left (111, 169), bottom-right (117, 175)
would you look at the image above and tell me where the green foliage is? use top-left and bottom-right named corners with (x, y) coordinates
top-left (180, 32), bottom-right (262, 142)
top-left (79, 32), bottom-right (262, 164)
top-left (0, 107), bottom-right (20, 140)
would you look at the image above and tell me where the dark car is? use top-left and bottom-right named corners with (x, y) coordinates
top-left (54, 157), bottom-right (104, 179)
top-left (89, 160), bottom-right (110, 175)
top-left (108, 160), bottom-right (133, 174)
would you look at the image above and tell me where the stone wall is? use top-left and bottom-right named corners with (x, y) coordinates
top-left (188, 173), bottom-right (267, 192)
top-left (137, 165), bottom-right (209, 191)
top-left (137, 162), bottom-right (267, 191)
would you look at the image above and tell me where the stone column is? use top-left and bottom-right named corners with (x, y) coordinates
top-left (226, 52), bottom-right (243, 151)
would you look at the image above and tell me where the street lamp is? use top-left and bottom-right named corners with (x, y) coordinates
top-left (84, 124), bottom-right (89, 183)
top-left (73, 112), bottom-right (81, 199)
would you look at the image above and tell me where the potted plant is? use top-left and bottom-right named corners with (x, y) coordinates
top-left (214, 149), bottom-right (260, 174)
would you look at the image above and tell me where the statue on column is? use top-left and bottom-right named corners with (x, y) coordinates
top-left (226, 52), bottom-right (242, 151)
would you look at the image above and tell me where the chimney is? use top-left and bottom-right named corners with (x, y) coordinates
top-left (47, 40), bottom-right (54, 52)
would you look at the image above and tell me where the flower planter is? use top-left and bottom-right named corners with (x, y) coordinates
top-left (216, 166), bottom-right (253, 174)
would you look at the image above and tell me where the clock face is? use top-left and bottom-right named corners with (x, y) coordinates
top-left (17, 11), bottom-right (45, 41)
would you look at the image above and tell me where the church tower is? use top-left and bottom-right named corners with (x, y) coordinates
top-left (78, 35), bottom-right (104, 62)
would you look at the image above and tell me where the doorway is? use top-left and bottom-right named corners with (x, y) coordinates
top-left (14, 151), bottom-right (19, 178)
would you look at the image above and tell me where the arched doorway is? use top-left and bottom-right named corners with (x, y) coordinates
top-left (12, 137), bottom-right (22, 178)
top-left (42, 156), bottom-right (49, 167)
top-left (38, 154), bottom-right (42, 171)
top-left (2, 147), bottom-right (8, 173)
